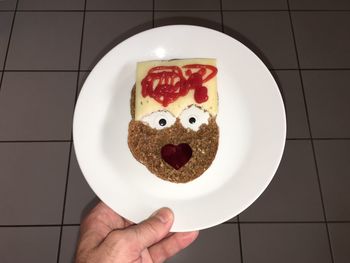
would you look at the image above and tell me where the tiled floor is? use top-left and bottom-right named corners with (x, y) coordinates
top-left (0, 0), bottom-right (349, 262)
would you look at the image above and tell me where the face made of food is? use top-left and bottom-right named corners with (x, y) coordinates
top-left (128, 59), bottom-right (219, 183)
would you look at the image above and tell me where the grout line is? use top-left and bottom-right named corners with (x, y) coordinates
top-left (286, 0), bottom-right (312, 156)
top-left (221, 9), bottom-right (350, 12)
top-left (0, 140), bottom-right (71, 143)
top-left (311, 138), bottom-right (350, 140)
top-left (0, 138), bottom-right (349, 143)
top-left (237, 216), bottom-right (244, 263)
top-left (7, 68), bottom-right (350, 72)
top-left (1, 9), bottom-right (350, 12)
top-left (1, 138), bottom-right (349, 144)
top-left (310, 134), bottom-right (336, 263)
top-left (2, 69), bottom-right (91, 72)
top-left (56, 143), bottom-right (73, 263)
top-left (270, 68), bottom-right (350, 70)
top-left (2, 221), bottom-right (349, 228)
top-left (286, 1), bottom-right (335, 262)
top-left (287, 138), bottom-right (350, 140)
top-left (152, 0), bottom-right (155, 27)
top-left (56, 2), bottom-right (87, 263)
top-left (3, 68), bottom-right (350, 72)
top-left (296, 68), bottom-right (350, 71)
top-left (286, 138), bottom-right (310, 140)
top-left (238, 221), bottom-right (328, 224)
top-left (0, 0), bottom-right (19, 93)
top-left (108, 9), bottom-right (350, 12)
top-left (6, 10), bottom-right (84, 12)
top-left (0, 9), bottom-right (153, 12)
top-left (327, 221), bottom-right (350, 224)
top-left (0, 224), bottom-right (80, 227)
top-left (269, 68), bottom-right (298, 70)
top-left (219, 0), bottom-right (224, 32)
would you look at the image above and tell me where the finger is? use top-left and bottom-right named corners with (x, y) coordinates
top-left (125, 207), bottom-right (174, 250)
top-left (140, 249), bottom-right (154, 263)
top-left (95, 209), bottom-right (173, 261)
top-left (124, 219), bottom-right (135, 227)
top-left (149, 231), bottom-right (199, 263)
top-left (164, 232), bottom-right (175, 238)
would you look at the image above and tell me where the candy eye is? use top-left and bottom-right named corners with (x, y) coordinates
top-left (180, 105), bottom-right (210, 131)
top-left (189, 117), bottom-right (196, 124)
top-left (141, 111), bottom-right (176, 130)
top-left (159, 118), bottom-right (167, 126)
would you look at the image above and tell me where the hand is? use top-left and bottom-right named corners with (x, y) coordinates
top-left (75, 202), bottom-right (199, 263)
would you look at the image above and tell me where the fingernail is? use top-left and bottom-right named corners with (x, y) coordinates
top-left (152, 208), bottom-right (172, 224)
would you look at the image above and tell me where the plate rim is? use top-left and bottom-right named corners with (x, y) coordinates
top-left (73, 25), bottom-right (287, 231)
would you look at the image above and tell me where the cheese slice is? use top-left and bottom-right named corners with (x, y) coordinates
top-left (135, 58), bottom-right (218, 121)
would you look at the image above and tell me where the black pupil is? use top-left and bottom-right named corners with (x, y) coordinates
top-left (159, 118), bottom-right (167, 126)
top-left (189, 117), bottom-right (196, 124)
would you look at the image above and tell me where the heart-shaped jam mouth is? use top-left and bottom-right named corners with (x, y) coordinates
top-left (161, 143), bottom-right (192, 170)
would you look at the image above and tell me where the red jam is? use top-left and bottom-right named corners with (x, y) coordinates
top-left (161, 143), bottom-right (192, 170)
top-left (141, 64), bottom-right (217, 107)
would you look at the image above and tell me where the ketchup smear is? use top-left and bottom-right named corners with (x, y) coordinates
top-left (141, 64), bottom-right (217, 107)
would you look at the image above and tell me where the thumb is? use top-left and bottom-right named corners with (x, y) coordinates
top-left (126, 207), bottom-right (174, 250)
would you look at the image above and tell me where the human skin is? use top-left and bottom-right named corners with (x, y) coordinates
top-left (75, 202), bottom-right (199, 263)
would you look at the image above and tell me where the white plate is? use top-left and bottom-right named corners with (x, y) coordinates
top-left (73, 25), bottom-right (286, 232)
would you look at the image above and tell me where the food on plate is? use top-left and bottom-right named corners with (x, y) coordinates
top-left (128, 58), bottom-right (219, 183)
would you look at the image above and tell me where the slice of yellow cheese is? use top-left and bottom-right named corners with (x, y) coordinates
top-left (135, 58), bottom-right (218, 121)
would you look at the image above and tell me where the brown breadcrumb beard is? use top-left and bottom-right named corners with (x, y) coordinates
top-left (128, 86), bottom-right (219, 183)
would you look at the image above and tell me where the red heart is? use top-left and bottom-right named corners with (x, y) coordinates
top-left (161, 143), bottom-right (192, 170)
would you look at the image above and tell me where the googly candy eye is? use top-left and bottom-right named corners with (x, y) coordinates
top-left (179, 105), bottom-right (210, 131)
top-left (141, 111), bottom-right (176, 130)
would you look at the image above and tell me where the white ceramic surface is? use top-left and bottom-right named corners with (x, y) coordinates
top-left (73, 25), bottom-right (286, 232)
